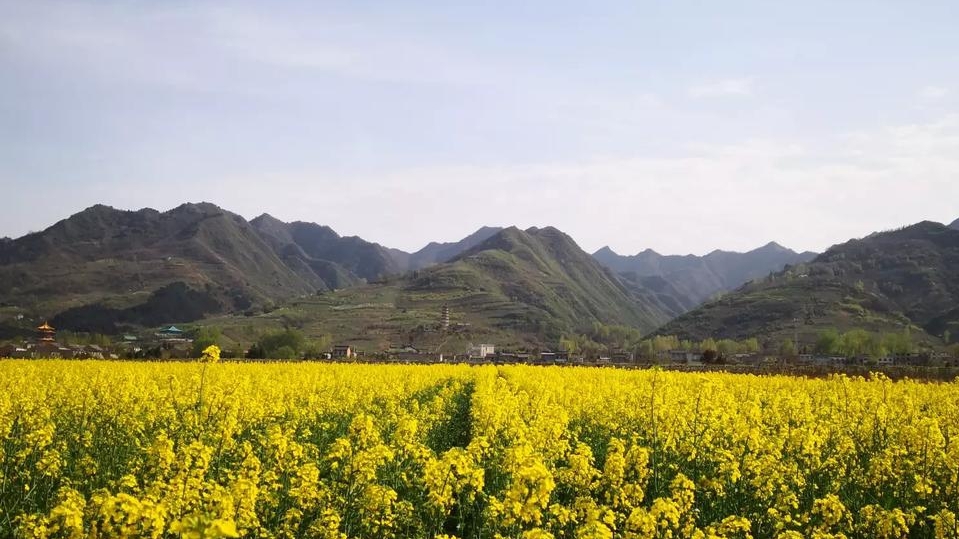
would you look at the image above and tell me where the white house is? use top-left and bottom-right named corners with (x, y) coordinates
top-left (468, 344), bottom-right (495, 359)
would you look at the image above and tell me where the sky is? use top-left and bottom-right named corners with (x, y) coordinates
top-left (1, 0), bottom-right (958, 255)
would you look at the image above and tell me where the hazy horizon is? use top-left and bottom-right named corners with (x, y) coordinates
top-left (2, 0), bottom-right (958, 255)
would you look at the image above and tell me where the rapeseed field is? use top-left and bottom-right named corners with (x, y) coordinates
top-left (2, 357), bottom-right (958, 538)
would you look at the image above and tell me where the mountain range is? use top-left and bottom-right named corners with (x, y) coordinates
top-left (316, 225), bottom-right (679, 349)
top-left (0, 204), bottom-right (315, 333)
top-left (593, 242), bottom-right (817, 310)
top-left (659, 221), bottom-right (959, 346)
top-left (406, 226), bottom-right (504, 270)
top-left (250, 213), bottom-right (398, 288)
top-left (4, 202), bottom-right (951, 349)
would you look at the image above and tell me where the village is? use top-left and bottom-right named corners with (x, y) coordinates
top-left (2, 320), bottom-right (957, 372)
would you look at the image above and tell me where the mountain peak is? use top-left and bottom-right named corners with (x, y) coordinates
top-left (167, 202), bottom-right (228, 217)
top-left (891, 220), bottom-right (953, 238)
top-left (422, 223), bottom-right (670, 334)
top-left (82, 203), bottom-right (119, 213)
top-left (462, 226), bottom-right (504, 242)
top-left (735, 241), bottom-right (797, 257)
top-left (594, 246), bottom-right (619, 257)
top-left (949, 218), bottom-right (959, 231)
top-left (65, 204), bottom-right (133, 222)
top-left (50, 204), bottom-right (155, 236)
top-left (453, 226), bottom-right (535, 261)
top-left (251, 213), bottom-right (283, 225)
top-left (759, 241), bottom-right (789, 252)
top-left (407, 226), bottom-right (505, 269)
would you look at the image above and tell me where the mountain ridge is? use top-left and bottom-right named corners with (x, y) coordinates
top-left (222, 224), bottom-right (680, 351)
top-left (5, 202), bottom-right (952, 351)
top-left (0, 205), bottom-right (676, 341)
top-left (656, 220), bottom-right (959, 345)
top-left (0, 203), bottom-right (316, 333)
top-left (406, 226), bottom-right (504, 269)
top-left (250, 213), bottom-right (399, 285)
top-left (592, 241), bottom-right (817, 310)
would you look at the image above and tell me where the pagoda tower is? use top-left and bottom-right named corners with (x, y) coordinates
top-left (441, 305), bottom-right (450, 331)
top-left (36, 321), bottom-right (56, 343)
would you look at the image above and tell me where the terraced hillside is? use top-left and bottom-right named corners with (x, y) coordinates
top-left (202, 226), bottom-right (678, 351)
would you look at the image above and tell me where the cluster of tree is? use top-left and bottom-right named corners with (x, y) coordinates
top-left (558, 323), bottom-right (760, 361)
top-left (191, 326), bottom-right (223, 357)
top-left (700, 337), bottom-right (762, 356)
top-left (245, 329), bottom-right (332, 360)
top-left (188, 326), bottom-right (332, 360)
top-left (812, 328), bottom-right (914, 359)
top-left (555, 323), bottom-right (959, 364)
top-left (558, 324), bottom-right (640, 358)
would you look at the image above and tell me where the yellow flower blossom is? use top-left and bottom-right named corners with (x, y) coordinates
top-left (2, 362), bottom-right (959, 538)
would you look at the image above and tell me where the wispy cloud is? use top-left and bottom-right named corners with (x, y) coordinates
top-left (0, 1), bottom-right (510, 93)
top-left (687, 78), bottom-right (755, 98)
top-left (191, 114), bottom-right (959, 254)
top-left (918, 85), bottom-right (949, 100)
top-left (3, 0), bottom-right (958, 256)
top-left (5, 111), bottom-right (957, 254)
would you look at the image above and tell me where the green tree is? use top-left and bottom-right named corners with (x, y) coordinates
top-left (192, 326), bottom-right (222, 357)
top-left (559, 336), bottom-right (579, 355)
top-left (779, 339), bottom-right (797, 359)
top-left (269, 345), bottom-right (297, 360)
top-left (588, 324), bottom-right (642, 351)
top-left (257, 329), bottom-right (306, 359)
top-left (246, 343), bottom-right (265, 359)
top-left (815, 329), bottom-right (840, 355)
top-left (591, 322), bottom-right (611, 344)
top-left (302, 335), bottom-right (333, 359)
top-left (717, 339), bottom-right (740, 357)
top-left (944, 329), bottom-right (951, 344)
top-left (881, 329), bottom-right (913, 355)
top-left (839, 329), bottom-right (886, 359)
top-left (635, 339), bottom-right (655, 360)
top-left (702, 349), bottom-right (720, 364)
top-left (700, 338), bottom-right (718, 353)
top-left (740, 338), bottom-right (760, 354)
top-left (579, 338), bottom-right (604, 359)
top-left (838, 329), bottom-right (870, 357)
top-left (652, 335), bottom-right (679, 353)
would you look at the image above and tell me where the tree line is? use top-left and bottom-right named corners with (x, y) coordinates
top-left (558, 323), bottom-right (958, 362)
top-left (192, 327), bottom-right (333, 360)
top-left (558, 323), bottom-right (761, 361)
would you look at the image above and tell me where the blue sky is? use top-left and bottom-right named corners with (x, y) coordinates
top-left (1, 0), bottom-right (957, 254)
